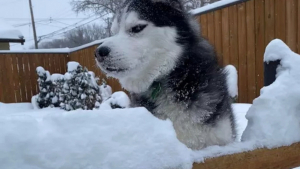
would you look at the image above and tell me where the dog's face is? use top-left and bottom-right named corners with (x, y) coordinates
top-left (95, 0), bottom-right (187, 92)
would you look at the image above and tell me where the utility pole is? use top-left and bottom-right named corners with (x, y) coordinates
top-left (28, 0), bottom-right (38, 49)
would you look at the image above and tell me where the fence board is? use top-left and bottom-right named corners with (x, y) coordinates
top-left (237, 3), bottom-right (248, 103)
top-left (214, 10), bottom-right (223, 64)
top-left (200, 14), bottom-right (208, 38)
top-left (11, 54), bottom-right (21, 102)
top-left (254, 0), bottom-right (265, 98)
top-left (246, 0), bottom-right (256, 103)
top-left (274, 0), bottom-right (286, 43)
top-left (193, 142), bottom-right (300, 169)
top-left (207, 12), bottom-right (215, 45)
top-left (286, 0), bottom-right (297, 52)
top-left (221, 7), bottom-right (230, 66)
top-left (23, 54), bottom-right (31, 101)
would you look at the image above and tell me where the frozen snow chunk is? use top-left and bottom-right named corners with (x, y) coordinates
top-left (100, 91), bottom-right (130, 110)
top-left (67, 61), bottom-right (80, 72)
top-left (241, 39), bottom-right (300, 148)
top-left (224, 65), bottom-right (238, 98)
top-left (0, 108), bottom-right (193, 169)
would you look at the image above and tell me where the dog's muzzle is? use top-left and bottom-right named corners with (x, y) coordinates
top-left (95, 46), bottom-right (111, 62)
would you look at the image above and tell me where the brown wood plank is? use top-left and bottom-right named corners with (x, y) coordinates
top-left (23, 54), bottom-right (32, 102)
top-left (5, 55), bottom-right (15, 103)
top-left (221, 7), bottom-right (230, 66)
top-left (29, 54), bottom-right (38, 95)
top-left (237, 3), bottom-right (248, 103)
top-left (265, 0), bottom-right (275, 45)
top-left (213, 10), bottom-right (223, 65)
top-left (274, 0), bottom-right (286, 42)
top-left (16, 55), bottom-right (26, 102)
top-left (254, 0), bottom-right (265, 98)
top-left (246, 0), bottom-right (256, 103)
top-left (0, 55), bottom-right (7, 102)
top-left (11, 54), bottom-right (21, 102)
top-left (207, 12), bottom-right (215, 46)
top-left (286, 0), bottom-right (297, 51)
top-left (200, 14), bottom-right (208, 38)
top-left (193, 142), bottom-right (300, 169)
top-left (297, 0), bottom-right (300, 54)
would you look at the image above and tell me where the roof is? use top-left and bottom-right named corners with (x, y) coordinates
top-left (0, 19), bottom-right (25, 44)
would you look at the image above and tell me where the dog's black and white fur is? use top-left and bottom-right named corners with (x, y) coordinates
top-left (95, 0), bottom-right (236, 150)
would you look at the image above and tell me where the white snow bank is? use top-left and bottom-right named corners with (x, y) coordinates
top-left (242, 39), bottom-right (300, 147)
top-left (224, 65), bottom-right (238, 98)
top-left (0, 102), bottom-right (33, 114)
top-left (100, 91), bottom-right (130, 110)
top-left (232, 103), bottom-right (251, 141)
top-left (100, 84), bottom-right (112, 101)
top-left (0, 107), bottom-right (193, 169)
top-left (189, 0), bottom-right (240, 15)
top-left (0, 19), bottom-right (23, 39)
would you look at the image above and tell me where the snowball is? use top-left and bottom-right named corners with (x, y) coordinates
top-left (224, 65), bottom-right (238, 98)
top-left (0, 108), bottom-right (193, 169)
top-left (241, 39), bottom-right (300, 148)
top-left (67, 61), bottom-right (80, 72)
top-left (100, 91), bottom-right (130, 110)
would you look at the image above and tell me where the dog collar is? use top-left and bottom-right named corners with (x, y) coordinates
top-left (151, 82), bottom-right (161, 100)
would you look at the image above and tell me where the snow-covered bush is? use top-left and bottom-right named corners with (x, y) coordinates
top-left (34, 62), bottom-right (107, 111)
top-left (36, 67), bottom-right (57, 108)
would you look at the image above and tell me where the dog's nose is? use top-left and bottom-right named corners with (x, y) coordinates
top-left (96, 46), bottom-right (111, 58)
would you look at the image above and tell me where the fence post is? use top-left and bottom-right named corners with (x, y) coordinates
top-left (264, 60), bottom-right (281, 86)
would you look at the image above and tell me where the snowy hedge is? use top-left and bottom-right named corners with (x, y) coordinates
top-left (33, 61), bottom-right (114, 111)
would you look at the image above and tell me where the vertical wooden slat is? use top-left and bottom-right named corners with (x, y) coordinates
top-left (200, 14), bottom-right (208, 38)
top-left (246, 0), bottom-right (256, 103)
top-left (16, 55), bottom-right (26, 102)
top-left (274, 0), bottom-right (286, 42)
top-left (0, 55), bottom-right (6, 102)
top-left (297, 0), bottom-right (300, 53)
top-left (214, 10), bottom-right (223, 65)
top-left (255, 0), bottom-right (265, 97)
top-left (286, 0), bottom-right (297, 51)
top-left (237, 3), bottom-right (248, 103)
top-left (221, 7), bottom-right (230, 66)
top-left (265, 0), bottom-right (275, 45)
top-left (11, 54), bottom-right (21, 102)
top-left (207, 12), bottom-right (215, 46)
top-left (23, 54), bottom-right (32, 102)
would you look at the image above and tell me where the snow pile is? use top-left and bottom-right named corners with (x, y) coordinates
top-left (224, 65), bottom-right (238, 99)
top-left (100, 91), bottom-right (130, 110)
top-left (232, 103), bottom-right (251, 141)
top-left (67, 61), bottom-right (80, 72)
top-left (0, 107), bottom-right (193, 169)
top-left (242, 39), bottom-right (300, 147)
top-left (0, 19), bottom-right (23, 39)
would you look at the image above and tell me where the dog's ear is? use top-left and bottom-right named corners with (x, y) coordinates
top-left (152, 0), bottom-right (184, 11)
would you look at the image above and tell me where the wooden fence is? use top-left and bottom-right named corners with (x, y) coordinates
top-left (0, 0), bottom-right (299, 104)
top-left (194, 0), bottom-right (300, 103)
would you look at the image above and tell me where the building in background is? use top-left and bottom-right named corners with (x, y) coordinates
top-left (0, 19), bottom-right (25, 50)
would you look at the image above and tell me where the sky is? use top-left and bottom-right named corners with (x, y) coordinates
top-left (0, 0), bottom-right (102, 50)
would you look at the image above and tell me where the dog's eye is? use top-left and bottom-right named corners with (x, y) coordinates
top-left (130, 24), bottom-right (147, 34)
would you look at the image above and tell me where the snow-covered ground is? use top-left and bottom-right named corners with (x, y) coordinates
top-left (0, 39), bottom-right (300, 168)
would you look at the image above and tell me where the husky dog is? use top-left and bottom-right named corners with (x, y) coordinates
top-left (95, 0), bottom-right (236, 150)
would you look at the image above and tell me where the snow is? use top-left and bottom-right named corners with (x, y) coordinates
top-left (0, 19), bottom-right (23, 39)
top-left (0, 106), bottom-right (193, 169)
top-left (67, 61), bottom-right (80, 72)
top-left (189, 0), bottom-right (240, 15)
top-left (232, 103), bottom-right (251, 141)
top-left (100, 91), bottom-right (130, 110)
top-left (224, 65), bottom-right (238, 98)
top-left (0, 103), bottom-right (33, 114)
top-left (100, 84), bottom-right (112, 101)
top-left (242, 39), bottom-right (300, 147)
top-left (50, 73), bottom-right (64, 81)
